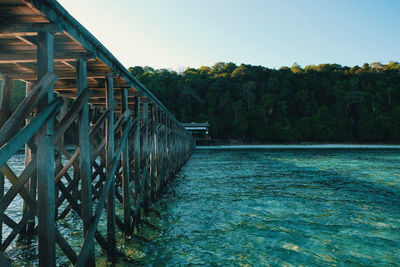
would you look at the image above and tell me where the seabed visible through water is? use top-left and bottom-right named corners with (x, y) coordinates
top-left (5, 145), bottom-right (400, 266)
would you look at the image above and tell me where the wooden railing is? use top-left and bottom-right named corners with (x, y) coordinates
top-left (0, 70), bottom-right (194, 266)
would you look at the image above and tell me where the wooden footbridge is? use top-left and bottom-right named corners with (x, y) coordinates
top-left (0, 0), bottom-right (194, 265)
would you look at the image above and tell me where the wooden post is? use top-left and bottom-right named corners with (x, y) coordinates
top-left (150, 106), bottom-right (157, 200)
top-left (105, 74), bottom-right (116, 257)
top-left (0, 74), bottom-right (12, 127)
top-left (77, 58), bottom-right (95, 266)
top-left (0, 74), bottom-right (12, 246)
top-left (25, 82), bottom-right (36, 234)
top-left (121, 88), bottom-right (131, 239)
top-left (36, 31), bottom-right (55, 267)
top-left (134, 95), bottom-right (141, 227)
top-left (22, 83), bottom-right (31, 233)
top-left (142, 101), bottom-right (149, 212)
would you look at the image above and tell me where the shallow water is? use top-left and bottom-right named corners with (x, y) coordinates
top-left (5, 147), bottom-right (400, 266)
top-left (137, 147), bottom-right (400, 266)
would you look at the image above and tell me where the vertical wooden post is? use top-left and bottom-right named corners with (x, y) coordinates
top-left (24, 82), bottom-right (36, 234)
top-left (142, 101), bottom-right (149, 212)
top-left (121, 88), bottom-right (131, 239)
top-left (0, 74), bottom-right (12, 246)
top-left (134, 95), bottom-right (141, 227)
top-left (22, 83), bottom-right (31, 232)
top-left (54, 97), bottom-right (67, 219)
top-left (36, 31), bottom-right (55, 267)
top-left (0, 74), bottom-right (12, 127)
top-left (150, 106), bottom-right (157, 200)
top-left (77, 58), bottom-right (95, 266)
top-left (105, 74), bottom-right (116, 257)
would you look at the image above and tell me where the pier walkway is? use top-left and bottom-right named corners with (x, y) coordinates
top-left (0, 0), bottom-right (194, 265)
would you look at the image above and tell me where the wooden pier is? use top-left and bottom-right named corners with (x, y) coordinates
top-left (0, 0), bottom-right (194, 266)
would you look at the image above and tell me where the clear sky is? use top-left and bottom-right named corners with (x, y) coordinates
top-left (58, 0), bottom-right (400, 70)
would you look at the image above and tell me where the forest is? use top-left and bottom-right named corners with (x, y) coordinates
top-left (3, 61), bottom-right (400, 144)
top-left (129, 62), bottom-right (400, 143)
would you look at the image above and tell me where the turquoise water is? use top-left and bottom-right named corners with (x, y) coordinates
top-left (137, 147), bottom-right (400, 266)
top-left (4, 147), bottom-right (400, 265)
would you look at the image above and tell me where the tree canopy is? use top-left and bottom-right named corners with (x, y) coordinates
top-left (129, 62), bottom-right (400, 143)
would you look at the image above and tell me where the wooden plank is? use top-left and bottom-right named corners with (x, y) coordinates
top-left (76, 57), bottom-right (94, 266)
top-left (0, 22), bottom-right (59, 36)
top-left (105, 74), bottom-right (116, 257)
top-left (23, 0), bottom-right (182, 128)
top-left (36, 30), bottom-right (55, 267)
top-left (0, 71), bottom-right (57, 148)
top-left (142, 102), bottom-right (149, 212)
top-left (54, 147), bottom-right (79, 183)
top-left (133, 95), bottom-right (141, 228)
top-left (55, 229), bottom-right (77, 264)
top-left (150, 106), bottom-right (157, 200)
top-left (0, 74), bottom-right (12, 247)
top-left (0, 155), bottom-right (37, 215)
top-left (0, 97), bottom-right (63, 168)
top-left (0, 74), bottom-right (12, 127)
top-left (75, 117), bottom-right (132, 267)
top-left (1, 210), bottom-right (34, 251)
top-left (23, 82), bottom-right (36, 234)
top-left (52, 86), bottom-right (92, 143)
top-left (0, 51), bottom-right (93, 64)
top-left (89, 100), bottom-right (117, 137)
top-left (121, 88), bottom-right (131, 238)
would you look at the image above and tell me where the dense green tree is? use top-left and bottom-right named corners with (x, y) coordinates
top-left (123, 61), bottom-right (400, 143)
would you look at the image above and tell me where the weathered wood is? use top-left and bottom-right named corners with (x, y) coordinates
top-left (76, 58), bottom-right (95, 266)
top-left (121, 88), bottom-right (131, 238)
top-left (54, 147), bottom-right (79, 183)
top-left (0, 71), bottom-right (57, 148)
top-left (0, 155), bottom-right (37, 215)
top-left (0, 74), bottom-right (11, 247)
top-left (105, 74), bottom-right (116, 257)
top-left (0, 51), bottom-right (93, 64)
top-left (142, 102), bottom-right (149, 212)
top-left (0, 22), bottom-right (59, 36)
top-left (133, 95), bottom-right (141, 227)
top-left (0, 74), bottom-right (12, 127)
top-left (36, 30), bottom-right (56, 267)
top-left (89, 100), bottom-right (118, 137)
top-left (0, 98), bottom-right (63, 168)
top-left (150, 106), bottom-right (157, 200)
top-left (75, 117), bottom-right (132, 267)
top-left (52, 86), bottom-right (93, 143)
top-left (22, 82), bottom-right (34, 234)
top-left (0, 2), bottom-right (195, 265)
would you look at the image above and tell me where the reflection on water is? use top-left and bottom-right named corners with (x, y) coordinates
top-left (5, 148), bottom-right (400, 265)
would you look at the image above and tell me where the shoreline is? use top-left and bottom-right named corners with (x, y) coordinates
top-left (196, 144), bottom-right (400, 149)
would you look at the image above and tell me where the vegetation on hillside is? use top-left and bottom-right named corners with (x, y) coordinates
top-left (129, 62), bottom-right (400, 143)
top-left (3, 61), bottom-right (400, 143)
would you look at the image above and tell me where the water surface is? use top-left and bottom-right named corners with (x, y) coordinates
top-left (138, 147), bottom-right (400, 266)
top-left (5, 147), bottom-right (400, 266)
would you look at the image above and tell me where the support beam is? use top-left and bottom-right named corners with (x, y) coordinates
top-left (24, 82), bottom-right (36, 234)
top-left (150, 106), bottom-right (158, 200)
top-left (0, 74), bottom-right (12, 127)
top-left (134, 95), bottom-right (141, 227)
top-left (0, 74), bottom-right (12, 247)
top-left (121, 88), bottom-right (131, 239)
top-left (0, 23), bottom-right (59, 36)
top-left (36, 30), bottom-right (55, 267)
top-left (105, 74), bottom-right (116, 257)
top-left (76, 58), bottom-right (95, 266)
top-left (0, 51), bottom-right (93, 64)
top-left (142, 101), bottom-right (149, 212)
